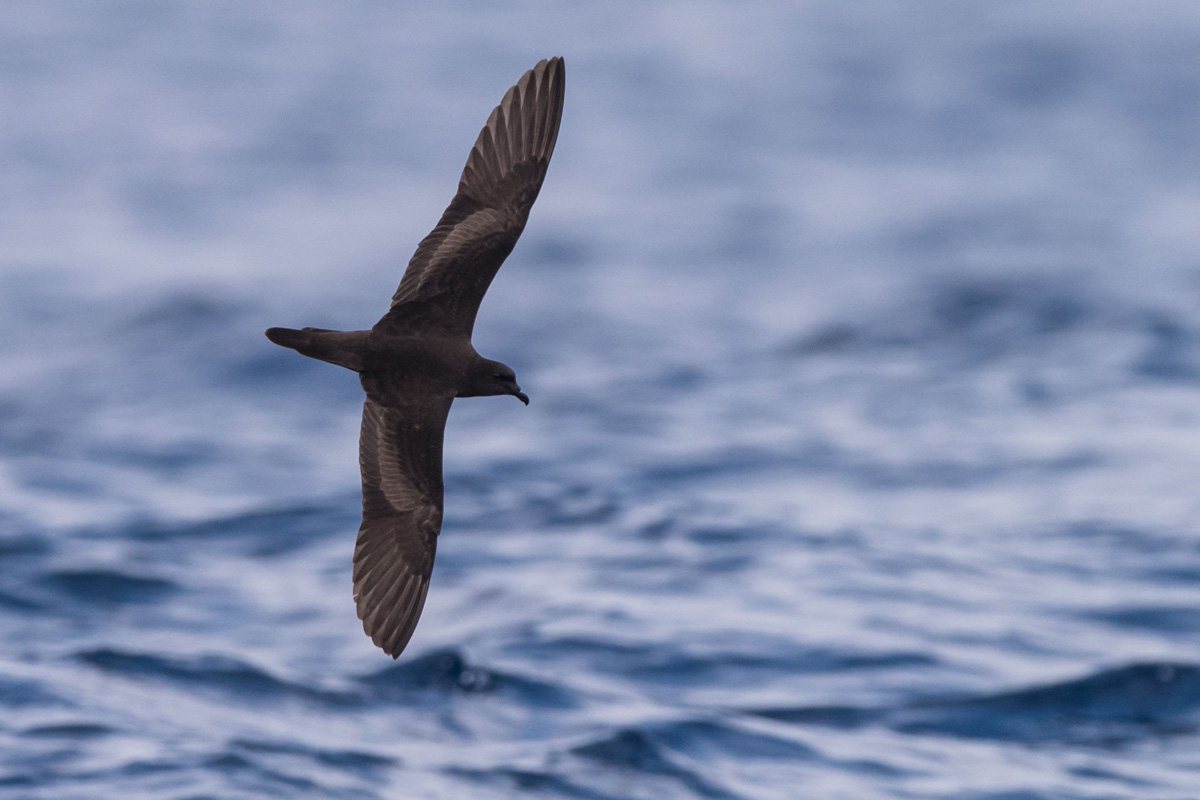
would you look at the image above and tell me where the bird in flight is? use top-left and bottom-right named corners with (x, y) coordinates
top-left (266, 57), bottom-right (565, 658)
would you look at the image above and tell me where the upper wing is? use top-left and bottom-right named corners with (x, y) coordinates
top-left (353, 395), bottom-right (454, 658)
top-left (374, 57), bottom-right (565, 338)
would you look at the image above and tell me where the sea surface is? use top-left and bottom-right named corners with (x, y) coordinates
top-left (3, 3), bottom-right (1200, 798)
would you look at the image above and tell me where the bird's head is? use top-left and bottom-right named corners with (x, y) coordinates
top-left (462, 358), bottom-right (528, 404)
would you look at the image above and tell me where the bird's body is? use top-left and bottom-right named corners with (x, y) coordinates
top-left (265, 57), bottom-right (564, 658)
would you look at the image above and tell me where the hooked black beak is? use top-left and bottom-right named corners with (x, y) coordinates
top-left (514, 389), bottom-right (529, 405)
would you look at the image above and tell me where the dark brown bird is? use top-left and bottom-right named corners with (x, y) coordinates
top-left (265, 57), bottom-right (565, 658)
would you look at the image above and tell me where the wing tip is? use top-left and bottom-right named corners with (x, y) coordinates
top-left (461, 56), bottom-right (566, 194)
top-left (533, 55), bottom-right (565, 78)
top-left (362, 579), bottom-right (430, 659)
top-left (353, 546), bottom-right (434, 659)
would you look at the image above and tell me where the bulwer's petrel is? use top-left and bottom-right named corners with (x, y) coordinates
top-left (266, 57), bottom-right (565, 658)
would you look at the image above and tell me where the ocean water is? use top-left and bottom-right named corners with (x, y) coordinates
top-left (3, 2), bottom-right (1200, 798)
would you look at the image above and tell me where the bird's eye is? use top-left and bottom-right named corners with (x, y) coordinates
top-left (494, 373), bottom-right (504, 380)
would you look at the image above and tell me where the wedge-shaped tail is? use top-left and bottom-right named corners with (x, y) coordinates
top-left (265, 327), bottom-right (368, 372)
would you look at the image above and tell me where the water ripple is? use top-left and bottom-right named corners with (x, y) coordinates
top-left (357, 648), bottom-right (578, 708)
top-left (46, 569), bottom-right (176, 605)
top-left (76, 648), bottom-right (359, 707)
top-left (750, 661), bottom-right (1200, 746)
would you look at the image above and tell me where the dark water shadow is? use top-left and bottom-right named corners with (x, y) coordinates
top-left (748, 661), bottom-right (1200, 746)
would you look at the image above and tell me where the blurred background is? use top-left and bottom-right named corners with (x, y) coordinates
top-left (3, 2), bottom-right (1200, 798)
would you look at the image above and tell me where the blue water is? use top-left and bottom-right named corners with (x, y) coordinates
top-left (3, 3), bottom-right (1200, 798)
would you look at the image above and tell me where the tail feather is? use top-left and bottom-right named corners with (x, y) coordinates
top-left (265, 327), bottom-right (367, 372)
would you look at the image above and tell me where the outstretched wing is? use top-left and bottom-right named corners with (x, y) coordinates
top-left (375, 56), bottom-right (565, 338)
top-left (353, 395), bottom-right (453, 658)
